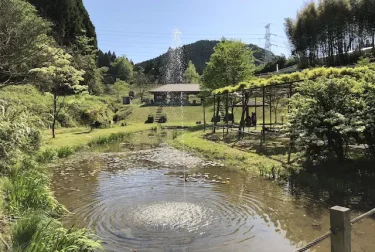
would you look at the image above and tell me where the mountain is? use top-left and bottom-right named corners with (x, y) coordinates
top-left (27, 0), bottom-right (97, 48)
top-left (136, 40), bottom-right (271, 83)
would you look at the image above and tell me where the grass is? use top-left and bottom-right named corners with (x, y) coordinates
top-left (125, 105), bottom-right (210, 125)
top-left (42, 124), bottom-right (153, 149)
top-left (169, 129), bottom-right (284, 177)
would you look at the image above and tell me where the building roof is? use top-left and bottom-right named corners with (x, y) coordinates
top-left (149, 84), bottom-right (200, 93)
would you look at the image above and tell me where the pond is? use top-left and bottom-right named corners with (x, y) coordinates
top-left (51, 131), bottom-right (375, 252)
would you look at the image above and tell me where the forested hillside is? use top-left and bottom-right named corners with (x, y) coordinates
top-left (136, 40), bottom-right (271, 83)
top-left (27, 0), bottom-right (97, 47)
top-left (285, 0), bottom-right (375, 68)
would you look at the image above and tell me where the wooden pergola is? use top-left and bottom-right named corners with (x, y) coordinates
top-left (202, 82), bottom-right (295, 142)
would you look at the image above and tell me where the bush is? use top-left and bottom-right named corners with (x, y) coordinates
top-left (158, 113), bottom-right (167, 123)
top-left (7, 162), bottom-right (65, 214)
top-left (12, 213), bottom-right (102, 252)
top-left (145, 114), bottom-right (154, 124)
top-left (36, 149), bottom-right (58, 163)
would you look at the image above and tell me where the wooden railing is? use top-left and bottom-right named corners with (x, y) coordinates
top-left (295, 206), bottom-right (375, 252)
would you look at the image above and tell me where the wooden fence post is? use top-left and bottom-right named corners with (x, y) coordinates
top-left (330, 206), bottom-right (351, 252)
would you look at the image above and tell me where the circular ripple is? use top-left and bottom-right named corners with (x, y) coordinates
top-left (132, 202), bottom-right (212, 232)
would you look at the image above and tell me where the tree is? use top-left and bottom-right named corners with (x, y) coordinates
top-left (30, 46), bottom-right (85, 138)
top-left (287, 77), bottom-right (365, 164)
top-left (202, 39), bottom-right (256, 91)
top-left (27, 0), bottom-right (97, 48)
top-left (72, 35), bottom-right (104, 95)
top-left (0, 0), bottom-right (51, 87)
top-left (285, 0), bottom-right (375, 68)
top-left (133, 67), bottom-right (150, 102)
top-left (111, 56), bottom-right (133, 81)
top-left (183, 61), bottom-right (200, 83)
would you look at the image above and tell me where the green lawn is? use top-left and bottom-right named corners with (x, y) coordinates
top-left (126, 105), bottom-right (211, 124)
top-left (169, 129), bottom-right (283, 174)
top-left (43, 124), bottom-right (153, 149)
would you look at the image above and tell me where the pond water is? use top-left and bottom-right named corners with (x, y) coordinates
top-left (51, 131), bottom-right (375, 252)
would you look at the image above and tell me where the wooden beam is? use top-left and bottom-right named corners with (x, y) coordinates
top-left (262, 86), bottom-right (266, 142)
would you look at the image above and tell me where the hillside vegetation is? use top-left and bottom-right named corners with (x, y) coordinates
top-left (136, 40), bottom-right (273, 83)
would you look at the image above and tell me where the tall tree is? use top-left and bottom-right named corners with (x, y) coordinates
top-left (72, 35), bottom-right (104, 95)
top-left (285, 0), bottom-right (375, 68)
top-left (27, 0), bottom-right (97, 48)
top-left (111, 56), bottom-right (133, 82)
top-left (202, 39), bottom-right (256, 90)
top-left (0, 0), bottom-right (51, 87)
top-left (183, 61), bottom-right (200, 83)
top-left (30, 47), bottom-right (85, 138)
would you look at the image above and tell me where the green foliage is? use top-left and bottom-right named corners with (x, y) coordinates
top-left (72, 36), bottom-right (105, 95)
top-left (27, 0), bottom-right (97, 48)
top-left (183, 61), bottom-right (200, 83)
top-left (287, 70), bottom-right (375, 164)
top-left (30, 46), bottom-right (86, 138)
top-left (12, 213), bottom-right (102, 252)
top-left (202, 39), bottom-right (256, 91)
top-left (36, 149), bottom-right (58, 163)
top-left (285, 0), bottom-right (375, 68)
top-left (67, 94), bottom-right (114, 130)
top-left (0, 101), bottom-right (42, 174)
top-left (111, 56), bottom-right (133, 82)
top-left (357, 56), bottom-right (371, 66)
top-left (213, 63), bottom-right (375, 94)
top-left (133, 67), bottom-right (150, 102)
top-left (88, 132), bottom-right (134, 146)
top-left (7, 166), bottom-right (64, 215)
top-left (0, 0), bottom-right (51, 86)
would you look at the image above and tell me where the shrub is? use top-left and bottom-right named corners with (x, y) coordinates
top-left (36, 149), bottom-right (58, 163)
top-left (158, 113), bottom-right (167, 123)
top-left (145, 114), bottom-right (154, 124)
top-left (12, 213), bottom-right (102, 252)
top-left (7, 162), bottom-right (65, 214)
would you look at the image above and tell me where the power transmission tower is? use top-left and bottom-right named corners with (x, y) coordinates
top-left (264, 23), bottom-right (273, 63)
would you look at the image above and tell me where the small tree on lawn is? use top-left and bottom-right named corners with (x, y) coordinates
top-left (30, 46), bottom-right (85, 138)
top-left (133, 67), bottom-right (150, 103)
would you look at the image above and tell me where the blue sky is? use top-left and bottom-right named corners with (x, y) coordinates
top-left (83, 0), bottom-right (306, 63)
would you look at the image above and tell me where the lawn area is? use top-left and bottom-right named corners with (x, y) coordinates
top-left (126, 105), bottom-right (212, 124)
top-left (43, 124), bottom-right (154, 149)
top-left (170, 129), bottom-right (283, 175)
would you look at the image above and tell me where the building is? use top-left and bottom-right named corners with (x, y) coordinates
top-left (149, 84), bottom-right (200, 105)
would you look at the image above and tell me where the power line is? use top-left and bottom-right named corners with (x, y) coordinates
top-left (96, 29), bottom-right (272, 36)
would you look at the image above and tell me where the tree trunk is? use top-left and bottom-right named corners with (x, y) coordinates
top-left (52, 93), bottom-right (57, 138)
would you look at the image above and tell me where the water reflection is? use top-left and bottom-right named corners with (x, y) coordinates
top-left (51, 132), bottom-right (375, 252)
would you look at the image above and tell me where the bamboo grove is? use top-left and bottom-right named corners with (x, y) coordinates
top-left (285, 0), bottom-right (375, 68)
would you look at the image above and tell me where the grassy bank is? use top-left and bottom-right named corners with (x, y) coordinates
top-left (43, 124), bottom-right (154, 149)
top-left (169, 129), bottom-right (284, 176)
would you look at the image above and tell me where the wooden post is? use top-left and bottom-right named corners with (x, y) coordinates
top-left (202, 98), bottom-right (206, 132)
top-left (226, 92), bottom-right (229, 134)
top-left (255, 96), bottom-right (257, 130)
top-left (288, 83), bottom-right (292, 114)
top-left (269, 93), bottom-right (272, 129)
top-left (330, 206), bottom-right (351, 252)
top-left (262, 86), bottom-right (266, 143)
top-left (213, 95), bottom-right (216, 133)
